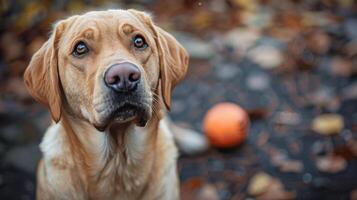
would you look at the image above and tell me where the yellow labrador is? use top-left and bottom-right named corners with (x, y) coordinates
top-left (24, 9), bottom-right (189, 200)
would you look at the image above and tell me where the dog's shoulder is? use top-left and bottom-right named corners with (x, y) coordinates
top-left (40, 123), bottom-right (74, 169)
top-left (37, 123), bottom-right (88, 199)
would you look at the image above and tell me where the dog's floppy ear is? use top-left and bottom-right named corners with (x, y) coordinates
top-left (24, 21), bottom-right (65, 122)
top-left (155, 26), bottom-right (189, 110)
top-left (129, 9), bottom-right (189, 110)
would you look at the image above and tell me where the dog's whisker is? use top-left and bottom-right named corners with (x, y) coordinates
top-left (150, 95), bottom-right (162, 117)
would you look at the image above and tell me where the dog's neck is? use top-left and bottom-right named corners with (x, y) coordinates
top-left (49, 112), bottom-right (161, 195)
top-left (60, 113), bottom-right (159, 168)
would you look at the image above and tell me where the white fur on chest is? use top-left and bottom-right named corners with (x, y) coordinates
top-left (40, 123), bottom-right (72, 164)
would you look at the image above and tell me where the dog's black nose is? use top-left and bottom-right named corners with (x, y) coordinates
top-left (104, 62), bottom-right (141, 92)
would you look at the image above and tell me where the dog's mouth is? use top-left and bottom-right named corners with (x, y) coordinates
top-left (94, 102), bottom-right (150, 131)
top-left (112, 103), bottom-right (147, 124)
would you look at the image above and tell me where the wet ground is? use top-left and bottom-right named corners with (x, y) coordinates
top-left (174, 57), bottom-right (357, 200)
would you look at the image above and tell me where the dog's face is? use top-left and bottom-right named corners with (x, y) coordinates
top-left (24, 10), bottom-right (188, 131)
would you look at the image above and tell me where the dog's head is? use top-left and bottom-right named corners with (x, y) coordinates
top-left (24, 9), bottom-right (188, 131)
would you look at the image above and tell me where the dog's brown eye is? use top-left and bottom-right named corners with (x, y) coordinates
top-left (133, 35), bottom-right (147, 49)
top-left (73, 41), bottom-right (89, 57)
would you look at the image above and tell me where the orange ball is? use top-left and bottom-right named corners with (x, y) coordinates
top-left (203, 102), bottom-right (249, 148)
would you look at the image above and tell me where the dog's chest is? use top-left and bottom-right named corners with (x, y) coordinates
top-left (88, 149), bottom-right (154, 199)
top-left (39, 122), bottom-right (176, 199)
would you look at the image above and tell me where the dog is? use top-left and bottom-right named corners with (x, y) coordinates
top-left (24, 9), bottom-right (192, 200)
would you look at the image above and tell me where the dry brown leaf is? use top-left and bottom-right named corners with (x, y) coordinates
top-left (316, 155), bottom-right (347, 173)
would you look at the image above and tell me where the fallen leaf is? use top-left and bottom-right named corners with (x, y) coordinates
top-left (316, 155), bottom-right (347, 173)
top-left (312, 114), bottom-right (344, 135)
top-left (198, 184), bottom-right (219, 200)
top-left (247, 172), bottom-right (272, 196)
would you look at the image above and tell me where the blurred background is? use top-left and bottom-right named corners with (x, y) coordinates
top-left (0, 0), bottom-right (356, 199)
